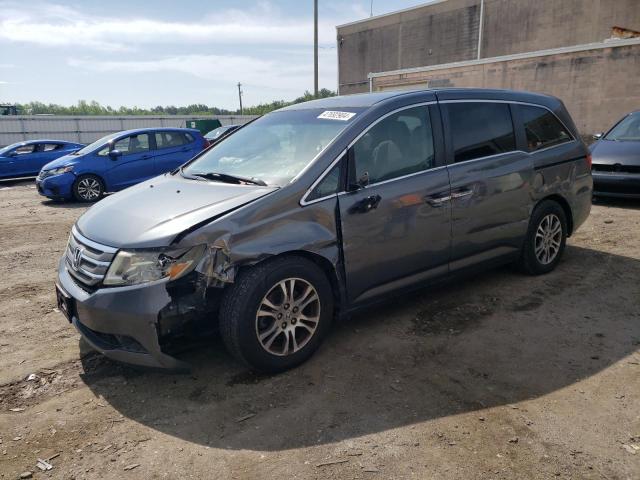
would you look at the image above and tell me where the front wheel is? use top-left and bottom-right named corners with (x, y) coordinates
top-left (73, 174), bottom-right (104, 202)
top-left (518, 200), bottom-right (568, 275)
top-left (219, 256), bottom-right (334, 373)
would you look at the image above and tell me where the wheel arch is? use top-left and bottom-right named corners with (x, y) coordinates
top-left (238, 250), bottom-right (344, 315)
top-left (535, 194), bottom-right (574, 236)
top-left (74, 172), bottom-right (107, 190)
top-left (72, 172), bottom-right (107, 201)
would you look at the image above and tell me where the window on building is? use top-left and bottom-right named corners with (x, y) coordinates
top-left (446, 103), bottom-right (516, 162)
top-left (520, 105), bottom-right (572, 152)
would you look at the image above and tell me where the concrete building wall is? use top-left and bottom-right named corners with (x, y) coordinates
top-left (338, 0), bottom-right (480, 93)
top-left (482, 0), bottom-right (640, 58)
top-left (370, 43), bottom-right (640, 135)
top-left (337, 0), bottom-right (640, 95)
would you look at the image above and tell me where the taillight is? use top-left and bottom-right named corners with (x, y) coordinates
top-left (585, 154), bottom-right (592, 169)
top-left (203, 139), bottom-right (211, 149)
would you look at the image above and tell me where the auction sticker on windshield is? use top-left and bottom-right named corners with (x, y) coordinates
top-left (317, 111), bottom-right (356, 121)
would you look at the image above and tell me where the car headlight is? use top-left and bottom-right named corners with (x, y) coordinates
top-left (104, 245), bottom-right (206, 286)
top-left (49, 165), bottom-right (74, 176)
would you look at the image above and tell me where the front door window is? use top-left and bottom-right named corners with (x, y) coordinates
top-left (113, 134), bottom-right (151, 155)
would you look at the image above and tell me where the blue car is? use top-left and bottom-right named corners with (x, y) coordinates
top-left (0, 140), bottom-right (84, 180)
top-left (36, 128), bottom-right (207, 202)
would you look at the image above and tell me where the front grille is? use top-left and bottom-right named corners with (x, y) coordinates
top-left (65, 226), bottom-right (117, 289)
top-left (592, 163), bottom-right (640, 174)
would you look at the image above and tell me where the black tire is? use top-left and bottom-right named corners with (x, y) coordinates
top-left (73, 174), bottom-right (104, 202)
top-left (219, 256), bottom-right (334, 373)
top-left (518, 199), bottom-right (568, 275)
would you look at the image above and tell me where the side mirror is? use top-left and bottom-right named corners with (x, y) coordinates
top-left (357, 171), bottom-right (370, 188)
top-left (593, 132), bottom-right (603, 140)
top-left (348, 172), bottom-right (370, 191)
top-left (109, 149), bottom-right (122, 160)
top-left (7, 151), bottom-right (17, 157)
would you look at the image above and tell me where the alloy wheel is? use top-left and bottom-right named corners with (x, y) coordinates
top-left (534, 213), bottom-right (562, 265)
top-left (77, 178), bottom-right (101, 200)
top-left (255, 277), bottom-right (321, 356)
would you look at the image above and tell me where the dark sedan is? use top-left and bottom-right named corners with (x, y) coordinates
top-left (591, 110), bottom-right (640, 198)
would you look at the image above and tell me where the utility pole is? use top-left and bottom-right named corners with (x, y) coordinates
top-left (370, 0), bottom-right (373, 17)
top-left (237, 82), bottom-right (243, 115)
top-left (314, 0), bottom-right (319, 97)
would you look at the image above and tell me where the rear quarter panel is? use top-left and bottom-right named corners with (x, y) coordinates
top-left (529, 140), bottom-right (592, 234)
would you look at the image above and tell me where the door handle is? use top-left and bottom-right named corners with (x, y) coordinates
top-left (349, 194), bottom-right (382, 214)
top-left (450, 189), bottom-right (473, 200)
top-left (181, 148), bottom-right (189, 152)
top-left (424, 193), bottom-right (451, 207)
top-left (142, 154), bottom-right (152, 159)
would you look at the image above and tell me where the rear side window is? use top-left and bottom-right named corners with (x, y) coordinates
top-left (155, 132), bottom-right (187, 149)
top-left (42, 143), bottom-right (61, 151)
top-left (184, 133), bottom-right (195, 143)
top-left (520, 105), bottom-right (572, 152)
top-left (446, 103), bottom-right (516, 162)
top-left (352, 105), bottom-right (435, 185)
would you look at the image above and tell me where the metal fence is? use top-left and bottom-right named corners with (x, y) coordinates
top-left (0, 115), bottom-right (258, 147)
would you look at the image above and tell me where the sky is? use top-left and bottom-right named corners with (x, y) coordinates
top-left (0, 0), bottom-right (430, 110)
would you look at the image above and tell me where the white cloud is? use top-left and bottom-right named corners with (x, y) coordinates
top-left (67, 50), bottom-right (337, 93)
top-left (0, 1), bottom-right (341, 51)
top-left (0, 0), bottom-right (364, 106)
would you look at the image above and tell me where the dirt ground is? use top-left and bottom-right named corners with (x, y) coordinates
top-left (0, 180), bottom-right (639, 480)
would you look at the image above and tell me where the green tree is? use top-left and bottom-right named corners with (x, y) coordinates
top-left (14, 89), bottom-right (337, 117)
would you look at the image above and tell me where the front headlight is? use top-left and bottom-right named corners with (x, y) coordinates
top-left (103, 244), bottom-right (206, 286)
top-left (49, 165), bottom-right (74, 176)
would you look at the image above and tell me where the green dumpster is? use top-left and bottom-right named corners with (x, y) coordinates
top-left (185, 119), bottom-right (222, 135)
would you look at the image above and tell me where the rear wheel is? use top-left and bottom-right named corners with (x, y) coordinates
top-left (73, 174), bottom-right (104, 202)
top-left (219, 256), bottom-right (334, 373)
top-left (518, 200), bottom-right (567, 275)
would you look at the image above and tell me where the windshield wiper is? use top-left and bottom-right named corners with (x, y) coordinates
top-left (187, 171), bottom-right (267, 186)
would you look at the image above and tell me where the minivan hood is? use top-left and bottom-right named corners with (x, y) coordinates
top-left (76, 174), bottom-right (278, 248)
top-left (590, 140), bottom-right (640, 166)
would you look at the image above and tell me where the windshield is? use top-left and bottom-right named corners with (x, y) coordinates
top-left (605, 112), bottom-right (640, 141)
top-left (182, 108), bottom-right (362, 186)
top-left (73, 132), bottom-right (120, 155)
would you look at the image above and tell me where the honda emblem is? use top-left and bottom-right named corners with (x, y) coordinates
top-left (72, 247), bottom-right (83, 271)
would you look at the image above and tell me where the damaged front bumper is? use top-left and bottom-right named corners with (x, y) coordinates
top-left (57, 257), bottom-right (220, 371)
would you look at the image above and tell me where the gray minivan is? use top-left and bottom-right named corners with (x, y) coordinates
top-left (56, 89), bottom-right (593, 372)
